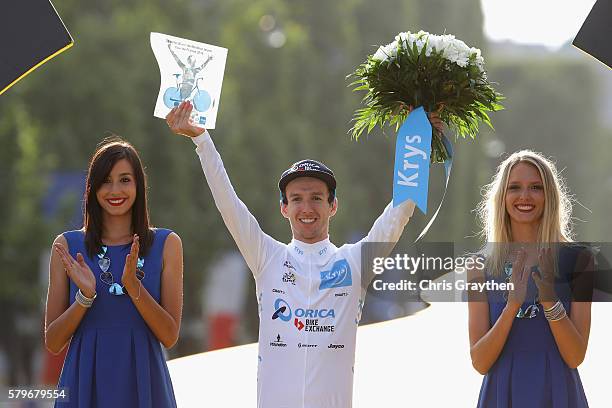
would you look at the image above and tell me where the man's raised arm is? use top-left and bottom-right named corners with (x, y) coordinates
top-left (166, 101), bottom-right (278, 278)
top-left (356, 200), bottom-right (417, 287)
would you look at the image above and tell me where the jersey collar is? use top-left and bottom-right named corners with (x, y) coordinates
top-left (290, 237), bottom-right (334, 261)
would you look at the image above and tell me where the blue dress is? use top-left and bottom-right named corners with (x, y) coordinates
top-left (55, 229), bottom-right (177, 408)
top-left (477, 247), bottom-right (589, 408)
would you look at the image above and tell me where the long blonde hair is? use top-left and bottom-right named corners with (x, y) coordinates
top-left (477, 150), bottom-right (574, 276)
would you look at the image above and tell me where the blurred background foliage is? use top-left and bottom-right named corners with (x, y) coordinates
top-left (0, 0), bottom-right (609, 385)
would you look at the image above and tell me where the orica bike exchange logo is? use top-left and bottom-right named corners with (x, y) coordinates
top-left (271, 298), bottom-right (336, 332)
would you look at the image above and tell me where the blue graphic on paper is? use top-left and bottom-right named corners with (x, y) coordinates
top-left (163, 86), bottom-right (181, 108)
top-left (193, 90), bottom-right (212, 112)
top-left (319, 259), bottom-right (352, 290)
top-left (163, 85), bottom-right (213, 112)
top-left (392, 107), bottom-right (432, 212)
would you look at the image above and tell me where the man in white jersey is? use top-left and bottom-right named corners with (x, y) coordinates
top-left (166, 100), bottom-right (442, 408)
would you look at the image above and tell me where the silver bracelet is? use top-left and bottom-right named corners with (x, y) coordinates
top-left (544, 301), bottom-right (562, 319)
top-left (75, 289), bottom-right (97, 308)
top-left (544, 300), bottom-right (566, 321)
top-left (548, 309), bottom-right (567, 321)
top-left (543, 301), bottom-right (559, 313)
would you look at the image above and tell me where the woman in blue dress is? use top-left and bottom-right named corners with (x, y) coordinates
top-left (468, 150), bottom-right (592, 407)
top-left (44, 137), bottom-right (183, 407)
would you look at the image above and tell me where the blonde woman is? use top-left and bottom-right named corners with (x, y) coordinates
top-left (468, 150), bottom-right (592, 407)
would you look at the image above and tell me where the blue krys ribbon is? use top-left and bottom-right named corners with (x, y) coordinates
top-left (392, 106), bottom-right (454, 241)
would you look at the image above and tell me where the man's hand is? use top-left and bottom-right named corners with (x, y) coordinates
top-left (392, 103), bottom-right (444, 134)
top-left (428, 111), bottom-right (444, 134)
top-left (166, 100), bottom-right (207, 138)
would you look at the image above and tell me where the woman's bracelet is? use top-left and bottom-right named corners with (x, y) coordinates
top-left (75, 289), bottom-right (96, 308)
top-left (133, 281), bottom-right (142, 301)
top-left (544, 300), bottom-right (567, 321)
top-left (127, 280), bottom-right (142, 301)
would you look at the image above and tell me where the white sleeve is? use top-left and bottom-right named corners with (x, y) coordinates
top-left (191, 132), bottom-right (280, 278)
top-left (362, 200), bottom-right (416, 244)
top-left (351, 200), bottom-right (417, 286)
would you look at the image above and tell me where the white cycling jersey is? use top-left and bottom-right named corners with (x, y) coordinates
top-left (192, 132), bottom-right (415, 408)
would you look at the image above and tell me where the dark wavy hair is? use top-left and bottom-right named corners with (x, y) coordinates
top-left (83, 136), bottom-right (154, 258)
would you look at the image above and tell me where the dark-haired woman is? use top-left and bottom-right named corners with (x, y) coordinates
top-left (45, 138), bottom-right (182, 407)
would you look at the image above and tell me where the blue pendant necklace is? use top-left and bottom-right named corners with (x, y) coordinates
top-left (97, 245), bottom-right (145, 296)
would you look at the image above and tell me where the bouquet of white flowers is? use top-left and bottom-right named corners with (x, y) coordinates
top-left (349, 30), bottom-right (504, 163)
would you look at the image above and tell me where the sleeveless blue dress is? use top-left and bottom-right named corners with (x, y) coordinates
top-left (55, 229), bottom-right (177, 408)
top-left (477, 247), bottom-right (589, 408)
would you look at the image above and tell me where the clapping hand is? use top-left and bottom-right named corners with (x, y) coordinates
top-left (533, 247), bottom-right (557, 308)
top-left (54, 243), bottom-right (96, 298)
top-left (507, 249), bottom-right (529, 312)
top-left (121, 235), bottom-right (141, 296)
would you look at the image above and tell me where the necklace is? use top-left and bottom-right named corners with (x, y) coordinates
top-left (97, 245), bottom-right (145, 296)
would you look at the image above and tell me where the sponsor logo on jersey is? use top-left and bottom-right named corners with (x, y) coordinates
top-left (283, 260), bottom-right (296, 270)
top-left (297, 343), bottom-right (317, 349)
top-left (319, 259), bottom-right (352, 290)
top-left (296, 317), bottom-right (334, 332)
top-left (282, 272), bottom-right (296, 285)
top-left (328, 343), bottom-right (345, 349)
top-left (334, 292), bottom-right (349, 297)
top-left (270, 334), bottom-right (287, 348)
top-left (271, 298), bottom-right (292, 322)
top-left (272, 288), bottom-right (286, 295)
top-left (294, 318), bottom-right (305, 330)
top-left (272, 298), bottom-right (336, 333)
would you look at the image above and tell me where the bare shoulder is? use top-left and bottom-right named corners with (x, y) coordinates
top-left (52, 233), bottom-right (68, 247)
top-left (164, 232), bottom-right (182, 250)
top-left (49, 234), bottom-right (69, 283)
top-left (162, 232), bottom-right (183, 260)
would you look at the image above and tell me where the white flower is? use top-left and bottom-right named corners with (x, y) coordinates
top-left (470, 47), bottom-right (485, 71)
top-left (427, 36), bottom-right (441, 53)
top-left (395, 31), bottom-right (419, 44)
top-left (372, 41), bottom-right (399, 61)
top-left (372, 31), bottom-right (486, 72)
top-left (455, 57), bottom-right (469, 67)
top-left (372, 46), bottom-right (387, 61)
top-left (414, 37), bottom-right (427, 51)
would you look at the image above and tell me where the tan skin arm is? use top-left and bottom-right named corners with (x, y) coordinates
top-left (542, 302), bottom-right (591, 368)
top-left (45, 234), bottom-right (97, 355)
top-left (468, 250), bottom-right (529, 375)
top-left (122, 233), bottom-right (184, 349)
